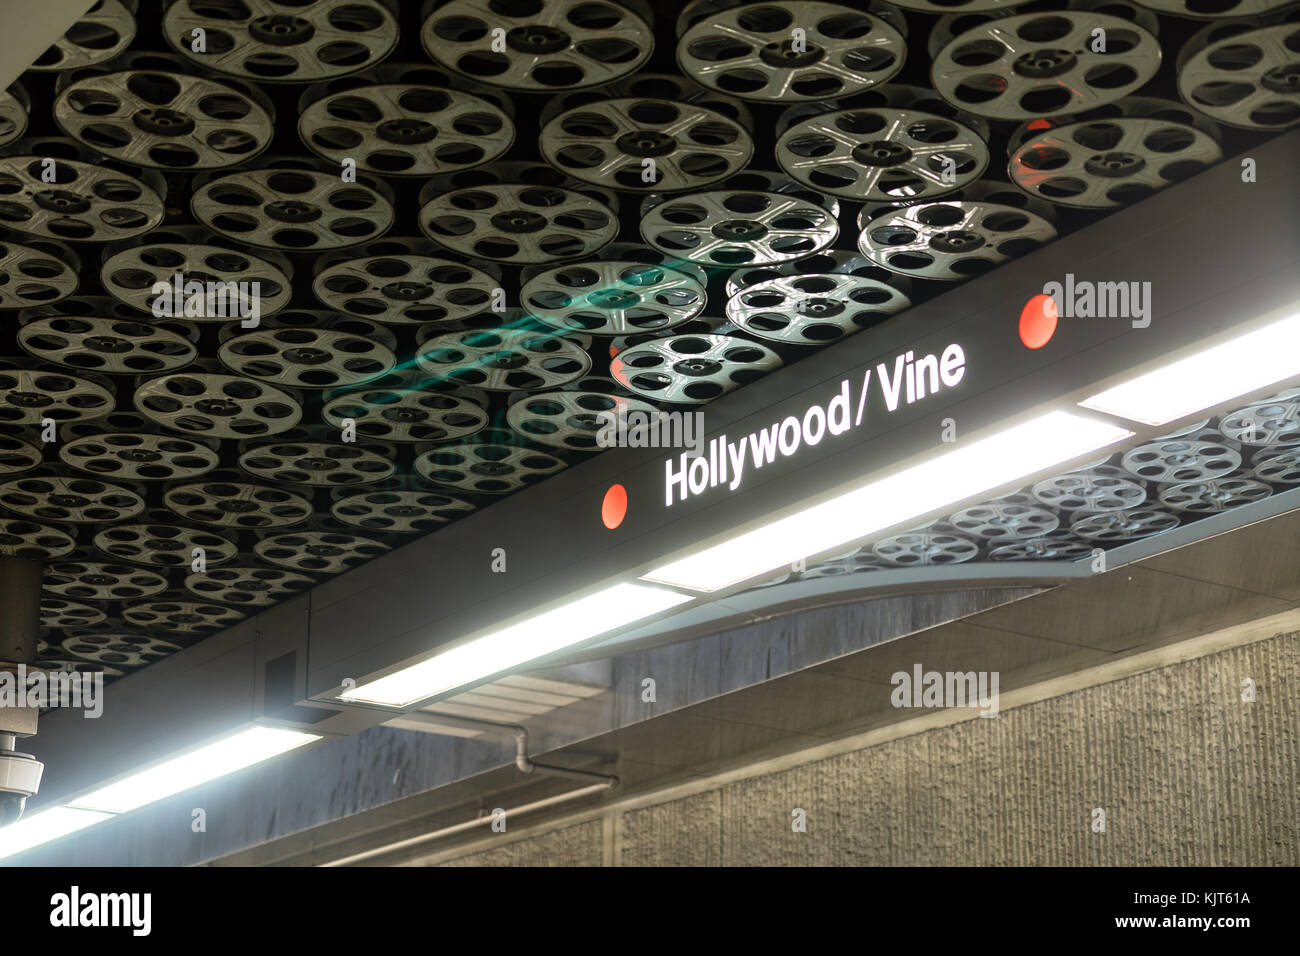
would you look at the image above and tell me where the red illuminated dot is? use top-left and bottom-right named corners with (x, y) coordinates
top-left (601, 484), bottom-right (627, 530)
top-left (1019, 293), bottom-right (1058, 349)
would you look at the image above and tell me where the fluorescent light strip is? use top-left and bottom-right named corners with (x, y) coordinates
top-left (0, 806), bottom-right (113, 862)
top-left (642, 410), bottom-right (1132, 593)
top-left (341, 582), bottom-right (693, 707)
top-left (1080, 310), bottom-right (1300, 426)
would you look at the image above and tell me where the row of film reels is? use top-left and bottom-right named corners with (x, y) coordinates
top-left (506, 375), bottom-right (665, 452)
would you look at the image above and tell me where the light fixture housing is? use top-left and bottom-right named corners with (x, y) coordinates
top-left (0, 806), bottom-right (113, 862)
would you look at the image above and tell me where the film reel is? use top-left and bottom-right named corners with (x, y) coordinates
top-left (1135, 0), bottom-right (1295, 17)
top-left (0, 155), bottom-right (164, 242)
top-left (28, 0), bottom-right (136, 71)
top-left (871, 529), bottom-right (980, 566)
top-left (857, 179), bottom-right (1059, 244)
top-left (932, 12), bottom-right (1162, 120)
top-left (949, 496), bottom-right (1062, 540)
top-left (322, 369), bottom-right (490, 443)
top-left (1219, 395), bottom-right (1300, 446)
top-left (218, 321), bottom-right (396, 389)
top-left (54, 70), bottom-right (275, 170)
top-left (93, 513), bottom-right (238, 568)
top-left (541, 98), bottom-right (754, 193)
top-left (989, 531), bottom-right (1093, 561)
top-left (414, 438), bottom-right (567, 495)
top-left (929, 0), bottom-right (1159, 59)
top-left (163, 0), bottom-right (398, 82)
top-left (135, 372), bottom-right (302, 440)
top-left (521, 261), bottom-right (707, 337)
top-left (1253, 450), bottom-right (1300, 484)
top-left (537, 72), bottom-right (753, 132)
top-left (677, 2), bottom-right (906, 102)
top-left (0, 433), bottom-right (43, 477)
top-left (163, 470), bottom-right (314, 530)
top-left (0, 83), bottom-right (30, 147)
top-left (184, 564), bottom-right (315, 608)
top-left (507, 387), bottom-right (663, 452)
top-left (60, 430), bottom-right (220, 482)
top-left (800, 549), bottom-right (887, 578)
top-left (0, 518), bottom-right (77, 560)
top-left (123, 598), bottom-right (246, 637)
top-left (254, 529), bottom-right (390, 574)
top-left (1070, 507), bottom-right (1180, 541)
top-left (58, 631), bottom-right (182, 669)
top-left (724, 273), bottom-right (911, 345)
top-left (313, 249), bottom-right (499, 326)
top-left (0, 238), bottom-right (78, 309)
top-left (331, 484), bottom-right (476, 533)
top-left (1120, 439), bottom-right (1242, 483)
top-left (1031, 466), bottom-right (1148, 512)
top-left (42, 597), bottom-right (107, 630)
top-left (1003, 94), bottom-right (1220, 158)
top-left (420, 183), bottom-right (617, 265)
top-left (418, 161), bottom-right (621, 215)
top-left (238, 431), bottom-right (395, 487)
top-left (299, 83), bottom-right (515, 176)
top-left (0, 469), bottom-right (144, 524)
top-left (417, 324), bottom-right (592, 391)
top-left (1157, 477), bottom-right (1272, 512)
top-left (44, 559), bottom-right (169, 602)
top-left (610, 333), bottom-right (782, 404)
top-left (18, 307), bottom-right (196, 375)
top-left (297, 59), bottom-right (517, 115)
top-left (0, 359), bottom-right (115, 425)
top-left (640, 189), bottom-right (838, 266)
top-left (666, 169), bottom-right (843, 222)
top-left (421, 0), bottom-right (654, 91)
top-left (857, 201), bottom-right (1057, 281)
top-left (777, 108), bottom-right (988, 202)
top-left (1009, 116), bottom-right (1223, 208)
top-left (726, 249), bottom-right (908, 299)
top-left (192, 167), bottom-right (394, 250)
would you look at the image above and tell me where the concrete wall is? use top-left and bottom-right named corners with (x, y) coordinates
top-left (427, 629), bottom-right (1300, 866)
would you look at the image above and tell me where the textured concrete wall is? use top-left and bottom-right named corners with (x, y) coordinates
top-left (430, 630), bottom-right (1300, 866)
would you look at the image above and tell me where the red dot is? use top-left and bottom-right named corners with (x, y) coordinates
top-left (1019, 293), bottom-right (1058, 349)
top-left (601, 484), bottom-right (627, 530)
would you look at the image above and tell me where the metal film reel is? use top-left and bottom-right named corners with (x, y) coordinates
top-left (0, 470), bottom-right (144, 524)
top-left (60, 430), bottom-right (220, 482)
top-left (1070, 507), bottom-right (1180, 541)
top-left (414, 439), bottom-right (567, 495)
top-left (42, 597), bottom-right (107, 630)
top-left (420, 184), bottom-right (617, 265)
top-left (313, 250), bottom-right (499, 326)
top-left (1254, 450), bottom-right (1300, 484)
top-left (163, 0), bottom-right (398, 83)
top-left (872, 530), bottom-right (980, 566)
top-left (640, 190), bottom-right (838, 267)
top-left (0, 155), bottom-right (164, 242)
top-left (215, 308), bottom-right (397, 351)
top-left (54, 70), bottom-right (275, 170)
top-left (1158, 477), bottom-right (1272, 512)
top-left (1139, 0), bottom-right (1296, 20)
top-left (800, 549), bottom-right (888, 578)
top-left (1219, 396), bottom-right (1300, 446)
top-left (725, 273), bottom-right (911, 345)
top-left (0, 518), bottom-right (77, 560)
top-left (1031, 466), bottom-right (1148, 511)
top-left (677, 2), bottom-right (906, 102)
top-left (254, 529), bottom-right (390, 574)
top-left (58, 631), bottom-right (182, 669)
top-left (522, 261), bottom-right (706, 337)
top-left (0, 359), bottom-right (115, 425)
top-left (539, 242), bottom-right (709, 288)
top-left (163, 470), bottom-right (313, 530)
top-left (0, 84), bottom-right (30, 147)
top-left (238, 432), bottom-right (395, 487)
top-left (777, 108), bottom-right (989, 202)
top-left (101, 236), bottom-right (293, 320)
top-left (726, 249), bottom-right (907, 299)
top-left (610, 333), bottom-right (782, 404)
top-left (296, 59), bottom-right (517, 117)
top-left (418, 161), bottom-right (621, 215)
top-left (134, 372), bottom-right (302, 439)
top-left (857, 179), bottom-right (1059, 241)
top-left (184, 565), bottom-right (315, 608)
top-left (331, 485), bottom-right (476, 533)
top-left (507, 387), bottom-right (663, 452)
top-left (192, 167), bottom-right (394, 250)
top-left (322, 369), bottom-right (490, 443)
top-left (18, 308), bottom-right (196, 375)
top-left (422, 0), bottom-right (654, 91)
top-left (28, 0), bottom-right (136, 71)
top-left (0, 433), bottom-right (43, 477)
top-left (948, 497), bottom-right (1062, 541)
top-left (417, 324), bottom-right (592, 391)
top-left (1005, 95), bottom-right (1220, 158)
top-left (989, 531), bottom-right (1093, 561)
top-left (123, 598), bottom-right (246, 637)
top-left (299, 83), bottom-right (515, 176)
top-left (932, 12), bottom-right (1162, 120)
top-left (0, 235), bottom-right (78, 309)
top-left (44, 559), bottom-right (169, 602)
top-left (218, 321), bottom-right (396, 389)
top-left (538, 72), bottom-right (753, 132)
top-left (667, 169), bottom-right (842, 221)
top-left (541, 98), bottom-right (753, 193)
top-left (93, 515), bottom-right (238, 568)
top-left (1120, 439), bottom-right (1242, 483)
top-left (1009, 116), bottom-right (1224, 208)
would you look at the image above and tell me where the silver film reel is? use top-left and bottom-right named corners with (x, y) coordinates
top-left (192, 167), bottom-right (394, 250)
top-left (677, 2), bottom-right (906, 102)
top-left (858, 201), bottom-right (1057, 281)
top-left (239, 431), bottom-right (395, 487)
top-left (420, 183), bottom-right (617, 265)
top-left (29, 0), bottom-right (136, 72)
top-left (163, 471), bottom-right (313, 530)
top-left (218, 320), bottom-right (396, 389)
top-left (134, 372), bottom-right (302, 440)
top-left (726, 249), bottom-right (907, 299)
top-left (313, 250), bottom-right (499, 326)
top-left (54, 70), bottom-right (275, 170)
top-left (60, 430), bottom-right (220, 482)
top-left (0, 359), bottom-right (115, 426)
top-left (989, 531), bottom-right (1093, 561)
top-left (1070, 507), bottom-right (1180, 541)
top-left (300, 83), bottom-right (515, 176)
top-left (254, 529), bottom-right (390, 574)
top-left (725, 274), bottom-right (911, 345)
top-left (507, 388), bottom-right (663, 452)
top-left (1158, 478), bottom-right (1272, 512)
top-left (415, 438), bottom-right (567, 495)
top-left (419, 160), bottom-right (620, 215)
top-left (932, 12), bottom-right (1162, 120)
top-left (93, 515), bottom-right (238, 568)
top-left (322, 369), bottom-right (490, 443)
top-left (58, 631), bottom-right (183, 669)
top-left (1219, 396), bottom-right (1300, 446)
top-left (541, 98), bottom-right (753, 193)
top-left (163, 0), bottom-right (399, 83)
top-left (417, 324), bottom-right (592, 391)
top-left (42, 597), bottom-right (107, 630)
top-left (123, 598), bottom-right (246, 637)
top-left (538, 72), bottom-right (753, 132)
top-left (949, 496), bottom-right (1062, 541)
top-left (18, 307), bottom-right (196, 375)
top-left (1178, 24), bottom-right (1300, 129)
top-left (331, 485), bottom-right (476, 533)
top-left (422, 0), bottom-right (654, 91)
top-left (0, 84), bottom-right (29, 147)
top-left (1032, 466), bottom-right (1148, 511)
top-left (0, 469), bottom-right (144, 524)
top-left (0, 238), bottom-right (78, 309)
top-left (0, 155), bottom-right (164, 242)
top-left (1253, 450), bottom-right (1300, 484)
top-left (0, 518), bottom-right (77, 561)
top-left (522, 261), bottom-right (707, 337)
top-left (184, 565), bottom-right (315, 608)
top-left (611, 333), bottom-right (782, 404)
top-left (777, 108), bottom-right (989, 202)
top-left (0, 434), bottom-right (43, 478)
top-left (872, 529), bottom-right (980, 566)
top-left (1120, 439), bottom-right (1242, 483)
top-left (640, 189), bottom-right (838, 266)
top-left (44, 559), bottom-right (169, 602)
